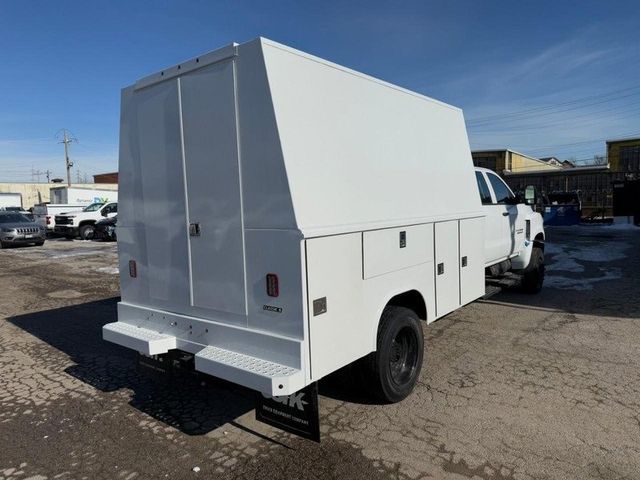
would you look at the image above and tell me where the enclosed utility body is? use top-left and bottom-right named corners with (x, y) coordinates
top-left (104, 38), bottom-right (485, 399)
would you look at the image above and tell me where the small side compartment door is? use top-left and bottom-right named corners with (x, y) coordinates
top-left (459, 217), bottom-right (485, 305)
top-left (434, 220), bottom-right (460, 317)
top-left (305, 233), bottom-right (365, 381)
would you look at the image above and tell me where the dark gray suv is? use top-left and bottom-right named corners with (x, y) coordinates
top-left (0, 212), bottom-right (46, 248)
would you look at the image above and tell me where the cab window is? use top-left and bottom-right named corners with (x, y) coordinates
top-left (102, 204), bottom-right (117, 215)
top-left (475, 172), bottom-right (493, 205)
top-left (487, 173), bottom-right (515, 204)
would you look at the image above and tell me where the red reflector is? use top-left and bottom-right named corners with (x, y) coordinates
top-left (129, 260), bottom-right (137, 278)
top-left (46, 216), bottom-right (51, 225)
top-left (266, 273), bottom-right (279, 297)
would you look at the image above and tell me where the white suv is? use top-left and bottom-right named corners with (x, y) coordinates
top-left (475, 167), bottom-right (545, 292)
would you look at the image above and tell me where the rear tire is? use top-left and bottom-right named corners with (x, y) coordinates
top-left (79, 224), bottom-right (95, 240)
top-left (362, 306), bottom-right (424, 403)
top-left (522, 247), bottom-right (544, 293)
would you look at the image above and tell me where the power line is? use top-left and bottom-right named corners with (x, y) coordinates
top-left (466, 83), bottom-right (640, 125)
top-left (469, 102), bottom-right (640, 133)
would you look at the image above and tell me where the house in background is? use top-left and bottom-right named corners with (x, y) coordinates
top-left (471, 149), bottom-right (562, 174)
top-left (607, 137), bottom-right (640, 174)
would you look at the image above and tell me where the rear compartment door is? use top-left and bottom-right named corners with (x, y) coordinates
top-left (128, 60), bottom-right (246, 317)
top-left (180, 61), bottom-right (247, 316)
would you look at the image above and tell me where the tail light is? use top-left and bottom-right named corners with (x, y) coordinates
top-left (266, 273), bottom-right (279, 297)
top-left (129, 260), bottom-right (137, 278)
top-left (46, 216), bottom-right (51, 225)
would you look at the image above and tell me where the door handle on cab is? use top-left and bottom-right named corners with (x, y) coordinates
top-left (502, 212), bottom-right (510, 216)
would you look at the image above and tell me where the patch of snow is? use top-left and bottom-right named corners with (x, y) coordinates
top-left (96, 266), bottom-right (119, 275)
top-left (546, 256), bottom-right (584, 273)
top-left (544, 268), bottom-right (622, 291)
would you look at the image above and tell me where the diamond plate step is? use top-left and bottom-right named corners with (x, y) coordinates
top-left (195, 346), bottom-right (305, 396)
top-left (103, 322), bottom-right (177, 356)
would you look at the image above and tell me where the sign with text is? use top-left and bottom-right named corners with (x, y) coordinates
top-left (255, 382), bottom-right (320, 442)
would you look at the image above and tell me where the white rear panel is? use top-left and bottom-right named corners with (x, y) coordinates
top-left (132, 80), bottom-right (192, 308)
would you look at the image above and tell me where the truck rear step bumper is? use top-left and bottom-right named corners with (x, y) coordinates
top-left (103, 322), bottom-right (177, 355)
top-left (195, 346), bottom-right (304, 395)
top-left (102, 319), bottom-right (305, 396)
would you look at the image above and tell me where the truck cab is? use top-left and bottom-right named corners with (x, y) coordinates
top-left (54, 202), bottom-right (118, 240)
top-left (475, 167), bottom-right (545, 292)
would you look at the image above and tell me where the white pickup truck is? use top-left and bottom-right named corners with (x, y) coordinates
top-left (54, 202), bottom-right (118, 239)
top-left (476, 167), bottom-right (545, 292)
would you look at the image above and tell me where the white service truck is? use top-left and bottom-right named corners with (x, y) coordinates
top-left (103, 39), bottom-right (544, 434)
top-left (50, 186), bottom-right (118, 205)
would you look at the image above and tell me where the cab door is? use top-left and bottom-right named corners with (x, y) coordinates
top-left (485, 172), bottom-right (522, 259)
top-left (476, 171), bottom-right (507, 265)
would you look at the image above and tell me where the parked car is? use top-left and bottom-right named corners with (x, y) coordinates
top-left (54, 202), bottom-right (117, 240)
top-left (0, 212), bottom-right (46, 248)
top-left (94, 214), bottom-right (117, 241)
top-left (1, 206), bottom-right (34, 221)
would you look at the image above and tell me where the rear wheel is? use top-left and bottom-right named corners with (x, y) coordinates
top-left (522, 247), bottom-right (544, 293)
top-left (79, 224), bottom-right (95, 240)
top-left (362, 306), bottom-right (424, 403)
top-left (34, 241), bottom-right (45, 246)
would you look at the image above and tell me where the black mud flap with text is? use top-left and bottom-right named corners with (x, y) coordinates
top-left (255, 382), bottom-right (320, 442)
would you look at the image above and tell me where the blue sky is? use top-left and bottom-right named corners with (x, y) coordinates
top-left (1, 0), bottom-right (639, 181)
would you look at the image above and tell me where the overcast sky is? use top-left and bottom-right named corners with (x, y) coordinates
top-left (1, 0), bottom-right (639, 181)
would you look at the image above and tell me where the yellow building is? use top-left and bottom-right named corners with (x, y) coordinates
top-left (606, 137), bottom-right (640, 173)
top-left (0, 183), bottom-right (117, 209)
top-left (471, 149), bottom-right (562, 174)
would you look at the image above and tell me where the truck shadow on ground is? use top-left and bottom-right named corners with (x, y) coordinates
top-left (8, 297), bottom-right (375, 436)
top-left (9, 298), bottom-right (255, 436)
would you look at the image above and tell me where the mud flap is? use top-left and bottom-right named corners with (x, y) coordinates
top-left (255, 382), bottom-right (320, 442)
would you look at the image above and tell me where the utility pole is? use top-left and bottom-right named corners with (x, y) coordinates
top-left (45, 170), bottom-right (51, 182)
top-left (58, 129), bottom-right (76, 186)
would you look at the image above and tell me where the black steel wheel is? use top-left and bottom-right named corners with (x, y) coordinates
top-left (363, 306), bottom-right (424, 403)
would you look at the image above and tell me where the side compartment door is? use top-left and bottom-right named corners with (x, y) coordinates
top-left (434, 220), bottom-right (460, 317)
top-left (306, 233), bottom-right (365, 381)
top-left (459, 217), bottom-right (485, 305)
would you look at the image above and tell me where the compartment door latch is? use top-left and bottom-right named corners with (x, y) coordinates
top-left (189, 222), bottom-right (201, 236)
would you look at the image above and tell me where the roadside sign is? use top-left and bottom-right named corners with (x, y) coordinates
top-left (255, 382), bottom-right (320, 442)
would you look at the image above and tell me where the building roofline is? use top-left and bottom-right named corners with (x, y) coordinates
top-left (606, 137), bottom-right (640, 145)
top-left (502, 164), bottom-right (610, 176)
